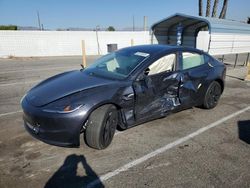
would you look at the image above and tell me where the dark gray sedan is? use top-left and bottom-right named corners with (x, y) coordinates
top-left (21, 45), bottom-right (226, 150)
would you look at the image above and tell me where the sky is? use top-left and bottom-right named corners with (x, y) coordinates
top-left (0, 0), bottom-right (249, 30)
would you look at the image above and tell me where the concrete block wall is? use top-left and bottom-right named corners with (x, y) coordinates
top-left (0, 31), bottom-right (150, 57)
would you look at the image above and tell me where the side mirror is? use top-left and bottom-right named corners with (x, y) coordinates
top-left (144, 68), bottom-right (150, 75)
top-left (80, 64), bottom-right (85, 70)
top-left (136, 68), bottom-right (150, 81)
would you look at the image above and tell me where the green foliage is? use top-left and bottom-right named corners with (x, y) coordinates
top-left (106, 26), bottom-right (115, 31)
top-left (0, 25), bottom-right (18, 30)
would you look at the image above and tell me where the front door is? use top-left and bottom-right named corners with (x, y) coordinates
top-left (133, 52), bottom-right (182, 121)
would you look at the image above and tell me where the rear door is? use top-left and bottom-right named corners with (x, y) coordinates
top-left (178, 50), bottom-right (211, 107)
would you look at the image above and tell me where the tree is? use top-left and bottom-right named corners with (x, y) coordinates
top-left (247, 17), bottom-right (250, 24)
top-left (199, 0), bottom-right (203, 16)
top-left (219, 0), bottom-right (229, 19)
top-left (199, 0), bottom-right (229, 19)
top-left (0, 25), bottom-right (17, 30)
top-left (212, 0), bottom-right (219, 17)
top-left (206, 0), bottom-right (211, 17)
top-left (106, 26), bottom-right (115, 31)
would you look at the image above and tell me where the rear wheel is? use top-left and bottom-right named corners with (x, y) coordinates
top-left (203, 81), bottom-right (222, 109)
top-left (85, 104), bottom-right (118, 149)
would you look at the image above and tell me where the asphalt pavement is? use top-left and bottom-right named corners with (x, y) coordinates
top-left (0, 55), bottom-right (249, 188)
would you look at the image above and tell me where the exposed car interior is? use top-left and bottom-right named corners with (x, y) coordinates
top-left (148, 54), bottom-right (176, 75)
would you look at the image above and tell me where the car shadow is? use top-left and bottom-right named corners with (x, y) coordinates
top-left (238, 120), bottom-right (250, 144)
top-left (44, 154), bottom-right (104, 188)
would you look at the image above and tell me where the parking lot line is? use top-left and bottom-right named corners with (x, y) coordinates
top-left (0, 110), bottom-right (22, 117)
top-left (87, 105), bottom-right (250, 188)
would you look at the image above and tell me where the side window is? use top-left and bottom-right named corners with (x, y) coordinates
top-left (148, 53), bottom-right (176, 75)
top-left (181, 52), bottom-right (205, 70)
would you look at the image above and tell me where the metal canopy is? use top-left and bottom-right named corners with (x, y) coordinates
top-left (151, 14), bottom-right (208, 38)
top-left (151, 13), bottom-right (250, 35)
top-left (151, 13), bottom-right (250, 50)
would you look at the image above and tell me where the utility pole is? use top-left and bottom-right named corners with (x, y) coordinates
top-left (95, 25), bottom-right (100, 55)
top-left (37, 11), bottom-right (41, 30)
top-left (143, 16), bottom-right (147, 31)
top-left (133, 15), bottom-right (135, 31)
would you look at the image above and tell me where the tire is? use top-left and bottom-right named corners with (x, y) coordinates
top-left (85, 104), bottom-right (118, 149)
top-left (203, 81), bottom-right (222, 109)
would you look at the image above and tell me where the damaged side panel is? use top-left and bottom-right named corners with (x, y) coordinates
top-left (124, 52), bottom-right (210, 126)
top-left (117, 85), bottom-right (136, 128)
top-left (179, 64), bottom-right (210, 106)
top-left (133, 72), bottom-right (182, 121)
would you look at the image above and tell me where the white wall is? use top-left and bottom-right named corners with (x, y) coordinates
top-left (196, 31), bottom-right (250, 55)
top-left (196, 31), bottom-right (210, 52)
top-left (0, 31), bottom-right (150, 57)
top-left (209, 33), bottom-right (250, 55)
top-left (2, 30), bottom-right (249, 58)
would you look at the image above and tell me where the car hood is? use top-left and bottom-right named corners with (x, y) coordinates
top-left (26, 70), bottom-right (117, 107)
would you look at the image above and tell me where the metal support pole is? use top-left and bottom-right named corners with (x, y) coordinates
top-left (151, 29), bottom-right (155, 44)
top-left (234, 54), bottom-right (238, 68)
top-left (222, 55), bottom-right (224, 63)
top-left (245, 53), bottom-right (249, 66)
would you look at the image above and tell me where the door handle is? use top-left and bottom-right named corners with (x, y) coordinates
top-left (122, 93), bottom-right (134, 101)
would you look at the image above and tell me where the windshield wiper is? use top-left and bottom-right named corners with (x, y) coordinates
top-left (80, 64), bottom-right (85, 70)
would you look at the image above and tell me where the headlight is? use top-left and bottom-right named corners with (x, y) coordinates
top-left (42, 92), bottom-right (85, 113)
top-left (43, 103), bottom-right (83, 113)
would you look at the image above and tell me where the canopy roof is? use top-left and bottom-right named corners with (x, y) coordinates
top-left (151, 13), bottom-right (250, 36)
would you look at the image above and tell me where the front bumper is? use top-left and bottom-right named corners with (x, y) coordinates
top-left (22, 98), bottom-right (88, 147)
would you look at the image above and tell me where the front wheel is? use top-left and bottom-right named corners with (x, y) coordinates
top-left (203, 81), bottom-right (222, 109)
top-left (84, 104), bottom-right (118, 149)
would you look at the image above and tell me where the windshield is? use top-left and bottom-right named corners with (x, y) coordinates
top-left (84, 50), bottom-right (150, 79)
